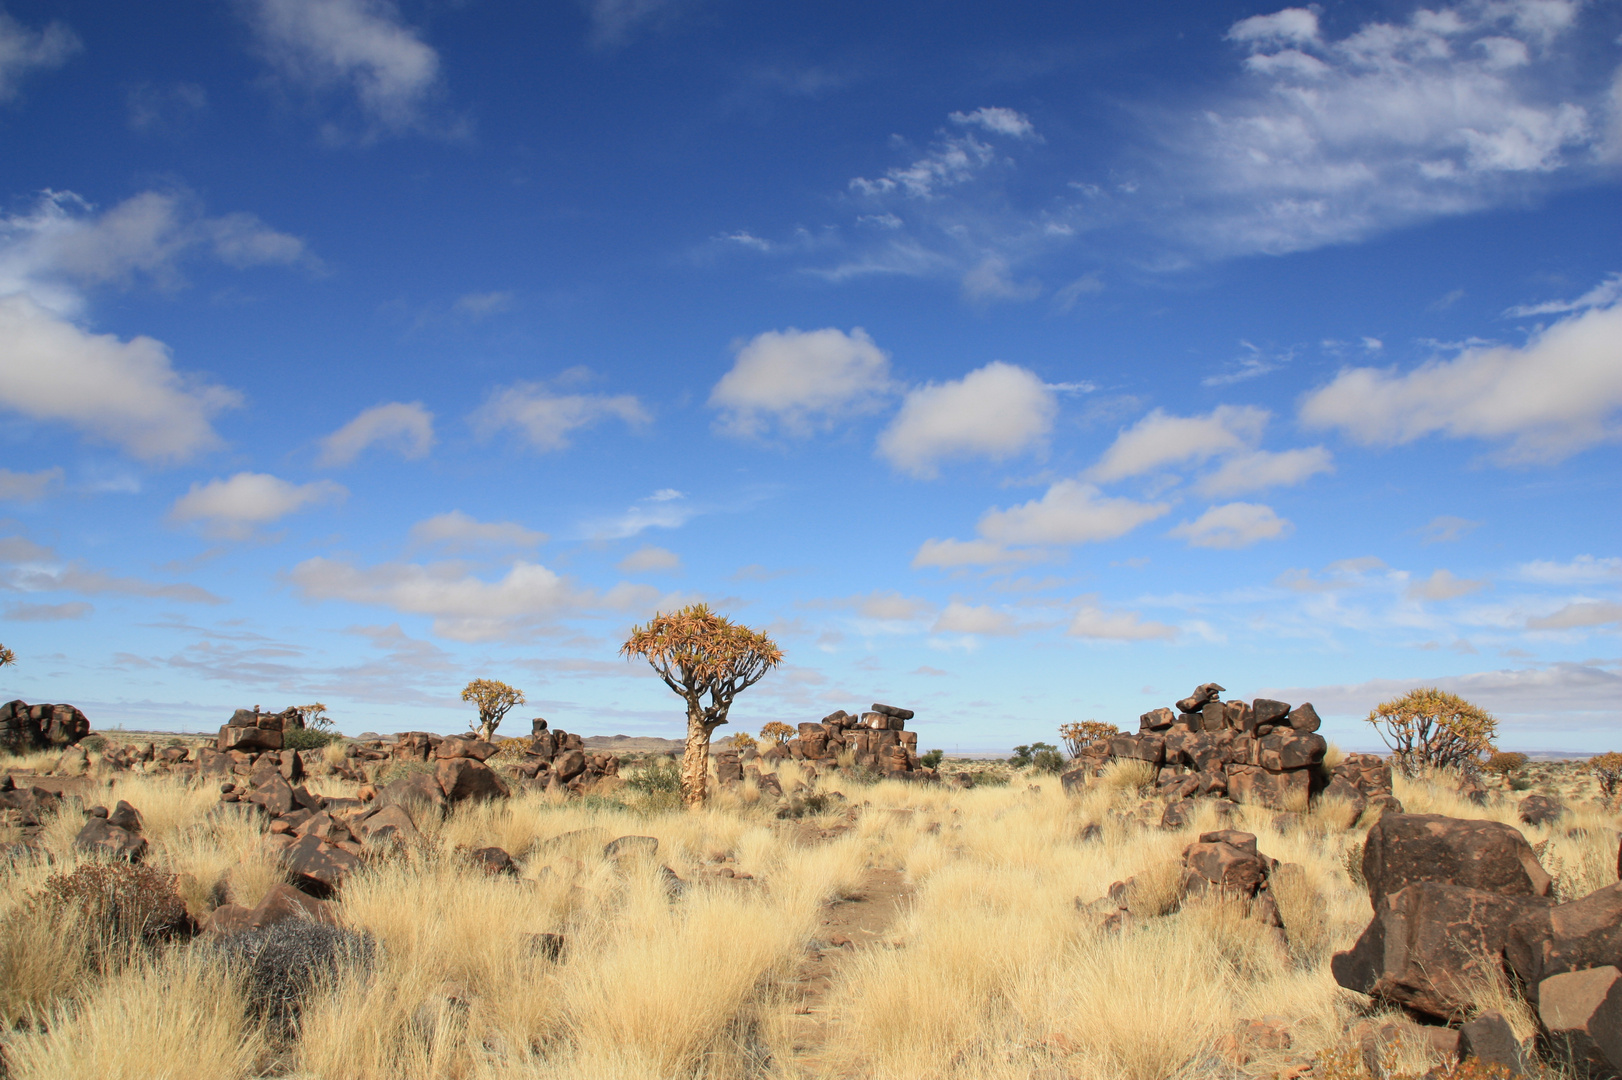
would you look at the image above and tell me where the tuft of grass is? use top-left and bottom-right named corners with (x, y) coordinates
top-left (1100, 758), bottom-right (1157, 795)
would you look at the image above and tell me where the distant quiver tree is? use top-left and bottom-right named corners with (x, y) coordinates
top-left (621, 603), bottom-right (783, 807)
top-left (1367, 687), bottom-right (1497, 775)
top-left (759, 721), bottom-right (795, 746)
top-left (461, 679), bottom-right (525, 742)
top-left (0, 643), bottom-right (13, 668)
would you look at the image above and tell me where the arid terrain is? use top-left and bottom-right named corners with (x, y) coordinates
top-left (1, 728), bottom-right (1618, 1080)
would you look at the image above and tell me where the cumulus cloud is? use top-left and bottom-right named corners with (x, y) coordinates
top-left (1069, 601), bottom-right (1177, 641)
top-left (1526, 601), bottom-right (1622, 630)
top-left (1419, 515), bottom-right (1483, 543)
top-left (317, 401), bottom-right (435, 466)
top-left (0, 8), bottom-right (79, 100)
top-left (618, 546), bottom-right (681, 573)
top-left (170, 472), bottom-right (347, 539)
top-left (1406, 568), bottom-right (1489, 601)
top-left (949, 107), bottom-right (1039, 140)
top-left (1299, 296), bottom-right (1622, 463)
top-left (1195, 446), bottom-right (1333, 496)
top-left (243, 0), bottom-right (442, 133)
top-left (979, 481), bottom-right (1171, 546)
top-left (932, 601), bottom-right (1017, 636)
top-left (911, 538), bottom-right (1037, 569)
top-left (475, 381), bottom-right (649, 451)
top-left (1090, 405), bottom-right (1269, 483)
top-left (709, 327), bottom-right (894, 438)
top-left (0, 296), bottom-right (241, 463)
top-left (0, 466), bottom-right (62, 502)
top-left (408, 510), bottom-right (545, 553)
top-left (287, 555), bottom-right (591, 640)
top-left (878, 361), bottom-right (1056, 477)
top-left (1517, 555), bottom-right (1622, 585)
top-left (1165, 0), bottom-right (1607, 256)
top-left (1168, 502), bottom-right (1292, 549)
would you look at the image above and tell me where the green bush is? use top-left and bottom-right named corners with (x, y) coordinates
top-left (1011, 742), bottom-right (1062, 771)
top-left (920, 748), bottom-right (944, 769)
top-left (625, 756), bottom-right (681, 795)
top-left (282, 727), bottom-right (337, 752)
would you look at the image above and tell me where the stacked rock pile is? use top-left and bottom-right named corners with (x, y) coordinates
top-left (715, 704), bottom-right (932, 788)
top-left (1333, 812), bottom-right (1622, 1077)
top-left (0, 773), bottom-right (65, 840)
top-left (0, 699), bottom-right (91, 754)
top-left (1080, 827), bottom-right (1289, 934)
top-left (1065, 681), bottom-right (1401, 814)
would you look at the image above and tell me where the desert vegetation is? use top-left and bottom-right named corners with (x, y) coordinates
top-left (2, 727), bottom-right (1618, 1079)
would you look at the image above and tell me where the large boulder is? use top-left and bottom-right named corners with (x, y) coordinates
top-left (218, 725), bottom-right (282, 753)
top-left (1362, 813), bottom-right (1552, 910)
top-left (1226, 764), bottom-right (1309, 810)
top-left (73, 817), bottom-right (147, 862)
top-left (435, 737), bottom-right (499, 761)
top-left (1518, 794), bottom-right (1565, 828)
top-left (375, 772), bottom-right (447, 816)
top-left (356, 803), bottom-right (419, 847)
top-left (1538, 965), bottom-right (1622, 1079)
top-left (553, 749), bottom-right (587, 782)
top-left (436, 758), bottom-right (511, 803)
top-left (1257, 730), bottom-right (1326, 771)
top-left (1332, 881), bottom-right (1550, 1020)
top-left (1506, 883), bottom-right (1622, 1005)
top-left (283, 834), bottom-right (360, 896)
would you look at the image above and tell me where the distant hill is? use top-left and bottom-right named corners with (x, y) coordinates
top-left (582, 734), bottom-right (685, 753)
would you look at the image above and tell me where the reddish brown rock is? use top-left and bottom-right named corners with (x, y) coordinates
top-left (436, 757), bottom-right (511, 803)
top-left (552, 749), bottom-right (586, 783)
top-left (247, 882), bottom-right (338, 928)
top-left (1362, 813), bottom-right (1553, 910)
top-left (1226, 764), bottom-right (1310, 810)
top-left (1257, 730), bottom-right (1326, 771)
top-left (1505, 882), bottom-right (1622, 1005)
top-left (217, 724), bottom-right (282, 753)
top-left (469, 846), bottom-right (518, 875)
top-left (246, 771), bottom-right (296, 817)
top-left (1184, 839), bottom-right (1269, 893)
top-left (73, 817), bottom-right (147, 861)
top-left (1332, 880), bottom-right (1550, 1020)
top-left (283, 833), bottom-right (360, 895)
top-left (1538, 965), bottom-right (1622, 1079)
top-left (435, 737), bottom-right (500, 761)
top-left (376, 772), bottom-right (447, 815)
top-left (356, 803), bottom-right (419, 847)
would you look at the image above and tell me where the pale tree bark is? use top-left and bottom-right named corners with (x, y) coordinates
top-left (680, 699), bottom-right (724, 807)
top-left (478, 719), bottom-right (497, 742)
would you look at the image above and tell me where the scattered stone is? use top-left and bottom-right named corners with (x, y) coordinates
top-left (1361, 813), bottom-right (1553, 911)
top-left (74, 815), bottom-right (147, 862)
top-left (283, 833), bottom-right (361, 896)
top-left (1518, 794), bottom-right (1565, 828)
top-left (1505, 882), bottom-right (1622, 1005)
top-left (1458, 1010), bottom-right (1526, 1076)
top-left (469, 846), bottom-right (517, 875)
top-left (436, 758), bottom-right (511, 804)
top-left (1538, 965), bottom-right (1622, 1080)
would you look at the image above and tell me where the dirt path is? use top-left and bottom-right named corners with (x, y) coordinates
top-left (782, 865), bottom-right (914, 1075)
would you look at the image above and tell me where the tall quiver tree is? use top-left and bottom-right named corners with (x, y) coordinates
top-left (621, 603), bottom-right (783, 807)
top-left (461, 679), bottom-right (525, 742)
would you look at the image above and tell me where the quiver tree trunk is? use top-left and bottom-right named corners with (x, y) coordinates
top-left (681, 703), bottom-right (719, 807)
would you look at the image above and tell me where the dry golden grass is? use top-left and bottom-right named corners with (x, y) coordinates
top-left (0, 755), bottom-right (1615, 1079)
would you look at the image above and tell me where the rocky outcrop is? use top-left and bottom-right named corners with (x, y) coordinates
top-left (721, 704), bottom-right (934, 793)
top-left (0, 699), bottom-right (91, 754)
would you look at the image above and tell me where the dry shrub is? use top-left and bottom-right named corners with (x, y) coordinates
top-left (37, 862), bottom-right (191, 945)
top-left (1123, 858), bottom-right (1185, 918)
top-left (2, 946), bottom-right (265, 1080)
top-left (0, 891), bottom-right (94, 1026)
top-left (1271, 861), bottom-right (1330, 965)
top-left (1100, 758), bottom-right (1157, 795)
top-left (1310, 792), bottom-right (1365, 832)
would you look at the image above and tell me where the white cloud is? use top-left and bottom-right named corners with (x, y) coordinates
top-left (1505, 273), bottom-right (1622, 317)
top-left (960, 255), bottom-right (1041, 304)
top-left (1168, 501), bottom-right (1292, 549)
top-left (1089, 405), bottom-right (1269, 483)
top-left (1196, 446), bottom-right (1333, 496)
top-left (878, 361), bottom-right (1056, 478)
top-left (0, 190), bottom-right (309, 313)
top-left (287, 555), bottom-right (590, 641)
top-left (1526, 601), bottom-right (1622, 630)
top-left (1165, 0), bottom-right (1604, 256)
top-left (1069, 599), bottom-right (1177, 641)
top-left (1299, 297), bottom-right (1622, 463)
top-left (170, 472), bottom-right (347, 539)
top-left (932, 601), bottom-right (1017, 636)
top-left (709, 327), bottom-right (894, 438)
top-left (1, 537), bottom-right (223, 604)
top-left (0, 296), bottom-right (241, 463)
top-left (0, 466), bottom-right (62, 502)
top-left (4, 600), bottom-right (92, 621)
top-left (585, 489), bottom-right (697, 540)
top-left (0, 9), bottom-right (79, 100)
top-left (1406, 568), bottom-right (1489, 601)
top-left (1419, 515), bottom-right (1482, 543)
top-left (408, 511), bottom-right (545, 553)
top-left (317, 401), bottom-right (435, 466)
top-left (979, 481), bottom-right (1171, 546)
top-left (453, 290), bottom-right (513, 318)
top-left (618, 546), bottom-right (681, 573)
top-left (581, 0), bottom-right (676, 46)
top-left (475, 381), bottom-right (649, 451)
top-left (850, 132), bottom-right (1000, 199)
top-left (244, 0), bottom-right (441, 133)
top-left (949, 107), bottom-right (1039, 140)
top-left (911, 538), bottom-right (1035, 569)
top-left (1516, 555), bottom-right (1622, 585)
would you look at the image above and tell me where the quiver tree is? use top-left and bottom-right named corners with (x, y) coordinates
top-left (621, 603), bottom-right (783, 807)
top-left (1059, 720), bottom-right (1118, 759)
top-left (1367, 687), bottom-right (1497, 775)
top-left (759, 721), bottom-right (795, 746)
top-left (0, 643), bottom-right (13, 668)
top-left (1589, 752), bottom-right (1622, 807)
top-left (460, 679), bottom-right (525, 742)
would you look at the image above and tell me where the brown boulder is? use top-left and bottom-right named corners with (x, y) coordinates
top-left (436, 758), bottom-right (511, 803)
top-left (283, 833), bottom-right (360, 895)
top-left (247, 882), bottom-right (338, 928)
top-left (376, 772), bottom-right (448, 816)
top-left (1140, 707), bottom-right (1175, 732)
top-left (1257, 730), bottom-right (1326, 771)
top-left (73, 817), bottom-right (147, 861)
top-left (553, 749), bottom-right (586, 782)
top-left (1506, 883), bottom-right (1622, 1005)
top-left (356, 803), bottom-right (419, 847)
top-left (1285, 703), bottom-right (1321, 733)
top-left (1538, 965), bottom-right (1622, 1079)
top-left (1184, 838), bottom-right (1268, 893)
top-left (1226, 764), bottom-right (1309, 810)
top-left (1362, 813), bottom-right (1552, 910)
top-left (1332, 880), bottom-right (1549, 1020)
top-left (1107, 733), bottom-right (1166, 767)
top-left (436, 737), bottom-right (500, 761)
top-left (1320, 775), bottom-right (1368, 819)
top-left (1518, 794), bottom-right (1565, 828)
top-left (246, 771), bottom-right (296, 817)
top-left (218, 725), bottom-right (281, 753)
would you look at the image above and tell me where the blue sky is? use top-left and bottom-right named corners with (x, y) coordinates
top-left (1, 0), bottom-right (1619, 752)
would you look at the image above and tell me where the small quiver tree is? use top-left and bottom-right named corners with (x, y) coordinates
top-left (621, 604), bottom-right (783, 807)
top-left (1060, 720), bottom-right (1119, 759)
top-left (0, 643), bottom-right (14, 668)
top-left (461, 679), bottom-right (525, 742)
top-left (1588, 752), bottom-right (1622, 808)
top-left (1367, 687), bottom-right (1497, 776)
top-left (759, 721), bottom-right (795, 747)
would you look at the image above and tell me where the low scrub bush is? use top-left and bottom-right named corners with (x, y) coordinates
top-left (919, 748), bottom-right (944, 769)
top-left (281, 727), bottom-right (337, 752)
top-left (214, 920), bottom-right (376, 1036)
top-left (37, 862), bottom-right (192, 946)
